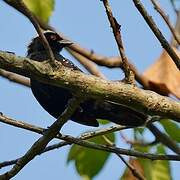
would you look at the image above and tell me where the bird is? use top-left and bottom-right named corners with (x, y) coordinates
top-left (27, 31), bottom-right (147, 127)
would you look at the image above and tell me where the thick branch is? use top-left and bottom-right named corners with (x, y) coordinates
top-left (0, 51), bottom-right (180, 121)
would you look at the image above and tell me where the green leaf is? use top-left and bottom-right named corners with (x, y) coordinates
top-left (121, 145), bottom-right (172, 180)
top-left (98, 119), bottom-right (110, 125)
top-left (151, 160), bottom-right (171, 180)
top-left (151, 145), bottom-right (172, 180)
top-left (23, 0), bottom-right (54, 22)
top-left (140, 159), bottom-right (152, 180)
top-left (156, 144), bottom-right (166, 154)
top-left (134, 143), bottom-right (151, 153)
top-left (161, 120), bottom-right (180, 142)
top-left (134, 127), bottom-right (145, 135)
top-left (67, 133), bottom-right (115, 179)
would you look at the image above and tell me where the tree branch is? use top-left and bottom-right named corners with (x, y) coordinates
top-left (170, 0), bottom-right (179, 16)
top-left (2, 0), bottom-right (150, 88)
top-left (171, 9), bottom-right (180, 47)
top-left (132, 0), bottom-right (180, 69)
top-left (101, 135), bottom-right (145, 180)
top-left (67, 48), bottom-right (106, 79)
top-left (0, 98), bottom-right (82, 179)
top-left (0, 113), bottom-right (130, 142)
top-left (0, 51), bottom-right (179, 121)
top-left (147, 123), bottom-right (180, 154)
top-left (60, 134), bottom-right (180, 161)
top-left (0, 69), bottom-right (30, 87)
top-left (3, 0), bottom-right (56, 66)
top-left (1, 114), bottom-right (179, 172)
top-left (150, 0), bottom-right (180, 45)
top-left (102, 0), bottom-right (135, 83)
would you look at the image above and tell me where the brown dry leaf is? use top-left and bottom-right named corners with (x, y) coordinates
top-left (143, 48), bottom-right (180, 98)
top-left (122, 158), bottom-right (144, 180)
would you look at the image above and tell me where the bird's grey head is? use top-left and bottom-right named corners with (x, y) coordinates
top-left (27, 31), bottom-right (73, 55)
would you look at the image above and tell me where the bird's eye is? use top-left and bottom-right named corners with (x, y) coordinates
top-left (50, 35), bottom-right (57, 40)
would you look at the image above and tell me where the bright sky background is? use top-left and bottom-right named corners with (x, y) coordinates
top-left (0, 0), bottom-right (179, 179)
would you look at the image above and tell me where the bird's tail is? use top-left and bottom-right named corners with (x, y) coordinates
top-left (93, 101), bottom-right (147, 126)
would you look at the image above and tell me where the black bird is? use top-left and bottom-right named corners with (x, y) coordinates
top-left (28, 31), bottom-right (147, 127)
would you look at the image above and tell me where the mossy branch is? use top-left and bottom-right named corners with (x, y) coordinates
top-left (0, 50), bottom-right (180, 121)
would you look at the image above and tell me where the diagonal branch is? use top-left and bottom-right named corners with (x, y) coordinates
top-left (150, 0), bottom-right (180, 45)
top-left (147, 123), bottom-right (180, 154)
top-left (102, 0), bottom-right (135, 83)
top-left (3, 0), bottom-right (55, 66)
top-left (0, 98), bottom-right (82, 179)
top-left (0, 69), bottom-right (30, 87)
top-left (132, 0), bottom-right (180, 70)
top-left (0, 113), bottom-right (130, 169)
top-left (171, 10), bottom-right (180, 47)
top-left (67, 48), bottom-right (106, 78)
top-left (169, 0), bottom-right (179, 16)
top-left (102, 135), bottom-right (145, 180)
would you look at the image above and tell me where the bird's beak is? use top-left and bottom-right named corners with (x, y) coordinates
top-left (58, 39), bottom-right (73, 46)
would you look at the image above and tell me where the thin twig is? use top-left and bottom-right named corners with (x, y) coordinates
top-left (0, 113), bottom-right (131, 169)
top-left (150, 0), bottom-right (180, 45)
top-left (171, 9), bottom-right (180, 47)
top-left (1, 0), bottom-right (148, 87)
top-left (0, 113), bottom-right (131, 142)
top-left (133, 0), bottom-right (180, 70)
top-left (120, 131), bottom-right (158, 147)
top-left (60, 134), bottom-right (180, 160)
top-left (1, 131), bottom-right (179, 170)
top-left (0, 98), bottom-right (82, 180)
top-left (3, 0), bottom-right (55, 66)
top-left (67, 48), bottom-right (106, 79)
top-left (147, 123), bottom-right (180, 154)
top-left (118, 155), bottom-right (145, 180)
top-left (0, 69), bottom-right (30, 87)
top-left (1, 113), bottom-right (179, 171)
top-left (1, 129), bottom-right (179, 171)
top-left (102, 0), bottom-right (135, 83)
top-left (102, 135), bottom-right (145, 180)
top-left (170, 0), bottom-right (179, 16)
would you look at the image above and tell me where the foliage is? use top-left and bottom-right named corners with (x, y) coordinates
top-left (67, 133), bottom-right (115, 179)
top-left (161, 120), bottom-right (180, 143)
top-left (23, 0), bottom-right (54, 23)
top-left (121, 145), bottom-right (171, 180)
